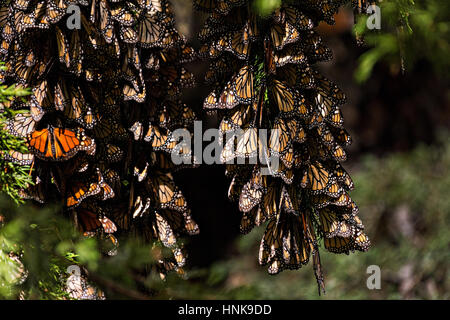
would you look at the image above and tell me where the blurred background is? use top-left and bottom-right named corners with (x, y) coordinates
top-left (170, 0), bottom-right (450, 300)
top-left (0, 0), bottom-right (448, 300)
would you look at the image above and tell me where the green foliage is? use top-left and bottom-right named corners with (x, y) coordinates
top-left (155, 133), bottom-right (450, 299)
top-left (0, 64), bottom-right (33, 204)
top-left (0, 194), bottom-right (180, 299)
top-left (354, 0), bottom-right (449, 82)
top-left (253, 0), bottom-right (282, 16)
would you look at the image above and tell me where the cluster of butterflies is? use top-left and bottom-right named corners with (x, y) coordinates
top-left (195, 0), bottom-right (370, 293)
top-left (0, 0), bottom-right (199, 280)
top-left (0, 0), bottom-right (370, 294)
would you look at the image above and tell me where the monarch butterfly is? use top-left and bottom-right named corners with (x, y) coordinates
top-left (149, 151), bottom-right (177, 171)
top-left (99, 217), bottom-right (117, 233)
top-left (315, 0), bottom-right (339, 24)
top-left (77, 209), bottom-right (117, 234)
top-left (68, 31), bottom-right (83, 75)
top-left (271, 160), bottom-right (294, 185)
top-left (269, 79), bottom-right (307, 116)
top-left (273, 6), bottom-right (314, 31)
top-left (156, 209), bottom-right (197, 240)
top-left (260, 181), bottom-right (281, 219)
top-left (323, 179), bottom-right (343, 198)
top-left (315, 71), bottom-right (346, 105)
top-left (0, 39), bottom-right (9, 56)
top-left (193, 0), bottom-right (217, 12)
top-left (145, 52), bottom-right (161, 70)
top-left (90, 0), bottom-right (114, 43)
top-left (259, 211), bottom-right (312, 274)
top-left (217, 31), bottom-right (250, 60)
top-left (1, 20), bottom-right (15, 45)
top-left (208, 65), bottom-right (254, 110)
top-left (301, 161), bottom-right (332, 194)
top-left (239, 179), bottom-right (264, 213)
top-left (327, 108), bottom-right (344, 128)
top-left (323, 235), bottom-right (352, 253)
top-left (65, 181), bottom-right (101, 208)
top-left (24, 49), bottom-right (36, 67)
top-left (28, 127), bottom-right (96, 161)
top-left (55, 80), bottom-right (95, 128)
top-left (354, 231), bottom-right (370, 251)
top-left (55, 26), bottom-right (70, 68)
top-left (234, 126), bottom-right (260, 159)
top-left (263, 37), bottom-right (277, 75)
top-left (13, 0), bottom-right (31, 11)
top-left (310, 73), bottom-right (345, 127)
top-left (129, 121), bottom-right (144, 141)
top-left (136, 11), bottom-right (164, 48)
top-left (316, 124), bottom-right (335, 146)
top-left (269, 117), bottom-right (291, 157)
top-left (280, 185), bottom-right (301, 214)
top-left (285, 118), bottom-right (306, 143)
top-left (333, 163), bottom-right (354, 190)
top-left (154, 211), bottom-right (177, 247)
top-left (157, 100), bottom-right (196, 129)
top-left (318, 207), bottom-right (354, 238)
top-left (278, 65), bottom-right (315, 89)
top-left (134, 161), bottom-right (149, 182)
top-left (270, 21), bottom-right (299, 51)
top-left (303, 31), bottom-right (332, 62)
top-left (140, 0), bottom-right (165, 14)
top-left (12, 10), bottom-right (35, 33)
top-left (19, 176), bottom-right (46, 203)
top-left (198, 18), bottom-right (226, 42)
top-left (328, 142), bottom-right (347, 161)
top-left (171, 247), bottom-right (186, 267)
top-left (99, 143), bottom-right (123, 163)
top-left (227, 171), bottom-right (246, 202)
top-left (144, 123), bottom-right (172, 150)
top-left (148, 172), bottom-right (188, 213)
top-left (97, 179), bottom-right (115, 201)
top-left (31, 80), bottom-right (53, 120)
top-left (0, 6), bottom-right (10, 30)
top-left (122, 47), bottom-right (142, 81)
top-left (123, 82), bottom-right (146, 102)
top-left (6, 112), bottom-right (35, 137)
top-left (219, 104), bottom-right (253, 137)
top-left (153, 255), bottom-right (186, 281)
top-left (103, 168), bottom-right (121, 193)
top-left (332, 127), bottom-right (352, 146)
top-left (329, 191), bottom-right (352, 207)
top-left (2, 150), bottom-right (34, 165)
top-left (110, 3), bottom-right (136, 26)
top-left (66, 171), bottom-right (103, 208)
top-left (273, 44), bottom-right (307, 67)
top-left (228, 65), bottom-right (253, 105)
top-left (132, 195), bottom-right (151, 219)
top-left (259, 218), bottom-right (282, 270)
top-left (13, 55), bottom-right (50, 84)
top-left (93, 116), bottom-right (127, 140)
top-left (45, 0), bottom-right (67, 24)
top-left (242, 13), bottom-right (259, 42)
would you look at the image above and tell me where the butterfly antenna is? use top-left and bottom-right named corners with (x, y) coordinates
top-left (28, 159), bottom-right (34, 176)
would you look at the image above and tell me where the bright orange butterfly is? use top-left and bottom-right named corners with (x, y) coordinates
top-left (27, 126), bottom-right (96, 161)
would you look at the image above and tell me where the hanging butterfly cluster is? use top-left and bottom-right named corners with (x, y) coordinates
top-left (0, 0), bottom-right (199, 279)
top-left (195, 0), bottom-right (370, 292)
